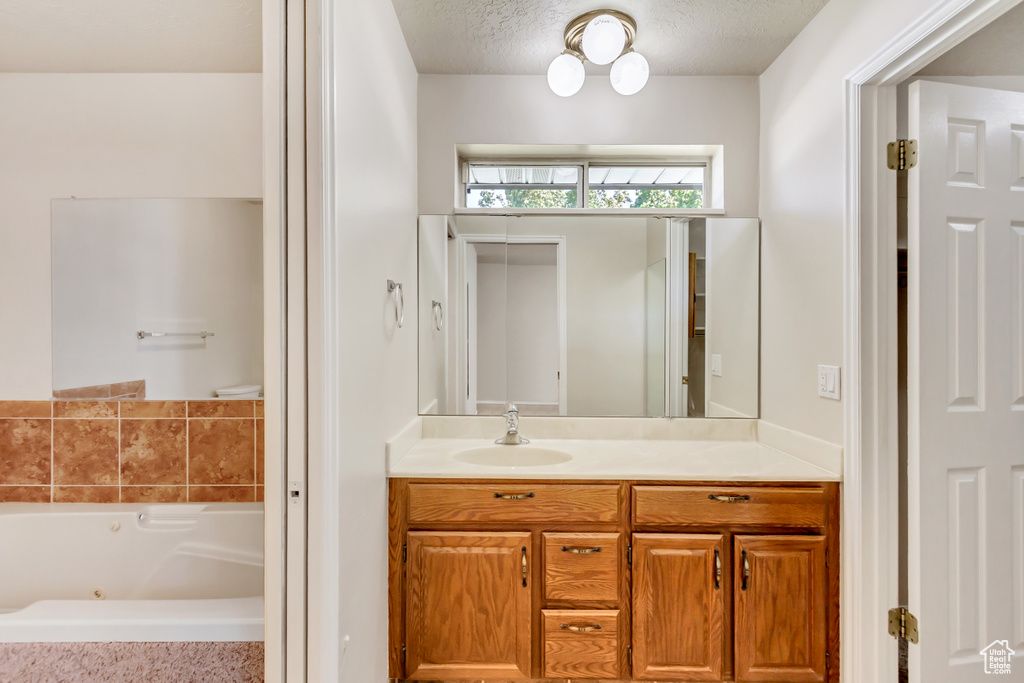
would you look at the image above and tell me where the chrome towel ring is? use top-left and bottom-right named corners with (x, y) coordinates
top-left (432, 300), bottom-right (443, 331)
top-left (387, 280), bottom-right (404, 328)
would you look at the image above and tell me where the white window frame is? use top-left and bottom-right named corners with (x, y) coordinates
top-left (459, 158), bottom-right (717, 215)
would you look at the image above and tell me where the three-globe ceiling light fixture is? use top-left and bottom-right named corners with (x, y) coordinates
top-left (547, 9), bottom-right (649, 97)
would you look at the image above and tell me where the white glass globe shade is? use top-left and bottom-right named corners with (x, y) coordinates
top-left (581, 14), bottom-right (626, 65)
top-left (610, 51), bottom-right (650, 95)
top-left (547, 53), bottom-right (586, 97)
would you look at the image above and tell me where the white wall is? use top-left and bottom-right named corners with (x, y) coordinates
top-left (312, 0), bottom-right (418, 680)
top-left (418, 75), bottom-right (760, 216)
top-left (475, 261), bottom-right (507, 404)
top-left (705, 218), bottom-right (760, 418)
top-left (52, 199), bottom-right (263, 399)
top-left (758, 0), bottom-right (956, 443)
top-left (508, 216), bottom-right (648, 416)
top-left (417, 216), bottom-right (448, 413)
top-left (506, 261), bottom-right (559, 406)
top-left (0, 73), bottom-right (262, 400)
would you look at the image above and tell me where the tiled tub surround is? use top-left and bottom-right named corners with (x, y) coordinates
top-left (0, 400), bottom-right (265, 503)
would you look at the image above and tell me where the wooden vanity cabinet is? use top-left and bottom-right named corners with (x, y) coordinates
top-left (404, 531), bottom-right (533, 680)
top-left (389, 479), bottom-right (838, 683)
top-left (632, 483), bottom-right (839, 683)
top-left (632, 534), bottom-right (726, 681)
top-left (733, 535), bottom-right (828, 682)
top-left (390, 479), bottom-right (630, 681)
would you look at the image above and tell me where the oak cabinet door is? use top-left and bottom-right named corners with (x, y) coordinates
top-left (632, 533), bottom-right (725, 681)
top-left (734, 535), bottom-right (827, 682)
top-left (405, 531), bottom-right (532, 680)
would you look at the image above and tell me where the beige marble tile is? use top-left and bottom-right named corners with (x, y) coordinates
top-left (0, 418), bottom-right (51, 485)
top-left (120, 419), bottom-right (186, 486)
top-left (53, 419), bottom-right (118, 485)
top-left (188, 419), bottom-right (256, 485)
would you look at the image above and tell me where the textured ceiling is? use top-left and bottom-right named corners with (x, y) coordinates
top-left (917, 2), bottom-right (1024, 76)
top-left (392, 0), bottom-right (830, 76)
top-left (0, 0), bottom-right (261, 73)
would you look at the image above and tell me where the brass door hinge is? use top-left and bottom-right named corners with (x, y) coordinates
top-left (627, 646), bottom-right (632, 670)
top-left (682, 375), bottom-right (689, 385)
top-left (825, 651), bottom-right (829, 670)
top-left (887, 139), bottom-right (918, 170)
top-left (403, 543), bottom-right (407, 563)
top-left (627, 544), bottom-right (632, 565)
top-left (888, 607), bottom-right (919, 643)
top-left (401, 644), bottom-right (407, 667)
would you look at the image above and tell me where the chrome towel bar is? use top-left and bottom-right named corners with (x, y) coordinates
top-left (137, 331), bottom-right (215, 339)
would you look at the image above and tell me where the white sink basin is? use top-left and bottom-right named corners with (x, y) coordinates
top-left (455, 445), bottom-right (573, 467)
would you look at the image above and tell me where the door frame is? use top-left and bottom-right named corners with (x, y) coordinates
top-left (454, 233), bottom-right (503, 413)
top-left (845, 1), bottom-right (1021, 681)
top-left (263, 0), bottom-right (313, 680)
top-left (668, 218), bottom-right (689, 417)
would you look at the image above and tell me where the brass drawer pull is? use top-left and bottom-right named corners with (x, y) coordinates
top-left (714, 548), bottom-right (721, 590)
top-left (494, 492), bottom-right (535, 500)
top-left (741, 549), bottom-right (750, 590)
top-left (562, 546), bottom-right (602, 554)
top-left (522, 546), bottom-right (528, 587)
top-left (560, 623), bottom-right (602, 633)
top-left (708, 494), bottom-right (751, 503)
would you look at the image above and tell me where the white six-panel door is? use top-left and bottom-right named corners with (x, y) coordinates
top-left (908, 80), bottom-right (1024, 682)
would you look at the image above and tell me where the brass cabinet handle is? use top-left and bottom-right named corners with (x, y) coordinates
top-left (708, 494), bottom-right (751, 503)
top-left (741, 549), bottom-right (750, 591)
top-left (521, 546), bottom-right (528, 587)
top-left (562, 546), bottom-right (602, 554)
top-left (494, 492), bottom-right (535, 500)
top-left (560, 623), bottom-right (602, 633)
top-left (714, 548), bottom-right (721, 590)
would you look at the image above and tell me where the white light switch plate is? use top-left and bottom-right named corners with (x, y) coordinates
top-left (818, 365), bottom-right (841, 400)
top-left (711, 354), bottom-right (722, 377)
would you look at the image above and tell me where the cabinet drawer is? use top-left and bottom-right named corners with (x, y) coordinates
top-left (408, 483), bottom-right (620, 524)
top-left (633, 485), bottom-right (827, 529)
top-left (542, 609), bottom-right (620, 679)
top-left (543, 533), bottom-right (620, 602)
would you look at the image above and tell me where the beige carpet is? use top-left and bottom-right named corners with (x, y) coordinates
top-left (0, 642), bottom-right (263, 683)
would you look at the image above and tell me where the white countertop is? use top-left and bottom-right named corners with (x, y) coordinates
top-left (388, 437), bottom-right (840, 481)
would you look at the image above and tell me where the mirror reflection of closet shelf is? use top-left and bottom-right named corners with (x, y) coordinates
top-left (418, 215), bottom-right (759, 419)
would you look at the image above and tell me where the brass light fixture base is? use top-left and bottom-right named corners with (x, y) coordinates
top-left (562, 9), bottom-right (637, 61)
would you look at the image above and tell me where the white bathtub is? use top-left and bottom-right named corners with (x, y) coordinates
top-left (0, 503), bottom-right (263, 642)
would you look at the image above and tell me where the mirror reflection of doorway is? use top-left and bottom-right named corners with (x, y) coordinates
top-left (477, 242), bottom-right (562, 416)
top-left (504, 243), bottom-right (560, 416)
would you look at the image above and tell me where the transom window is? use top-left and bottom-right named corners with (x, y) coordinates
top-left (464, 162), bottom-right (706, 210)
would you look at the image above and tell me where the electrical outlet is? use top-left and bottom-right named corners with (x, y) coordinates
top-left (818, 365), bottom-right (841, 400)
top-left (711, 354), bottom-right (722, 377)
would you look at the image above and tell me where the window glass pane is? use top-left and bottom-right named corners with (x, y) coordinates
top-left (588, 188), bottom-right (703, 209)
top-left (587, 165), bottom-right (705, 208)
top-left (467, 188), bottom-right (579, 209)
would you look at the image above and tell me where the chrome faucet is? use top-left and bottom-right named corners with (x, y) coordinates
top-left (495, 403), bottom-right (529, 445)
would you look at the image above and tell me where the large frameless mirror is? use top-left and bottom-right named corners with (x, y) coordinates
top-left (418, 214), bottom-right (758, 418)
top-left (51, 198), bottom-right (264, 401)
